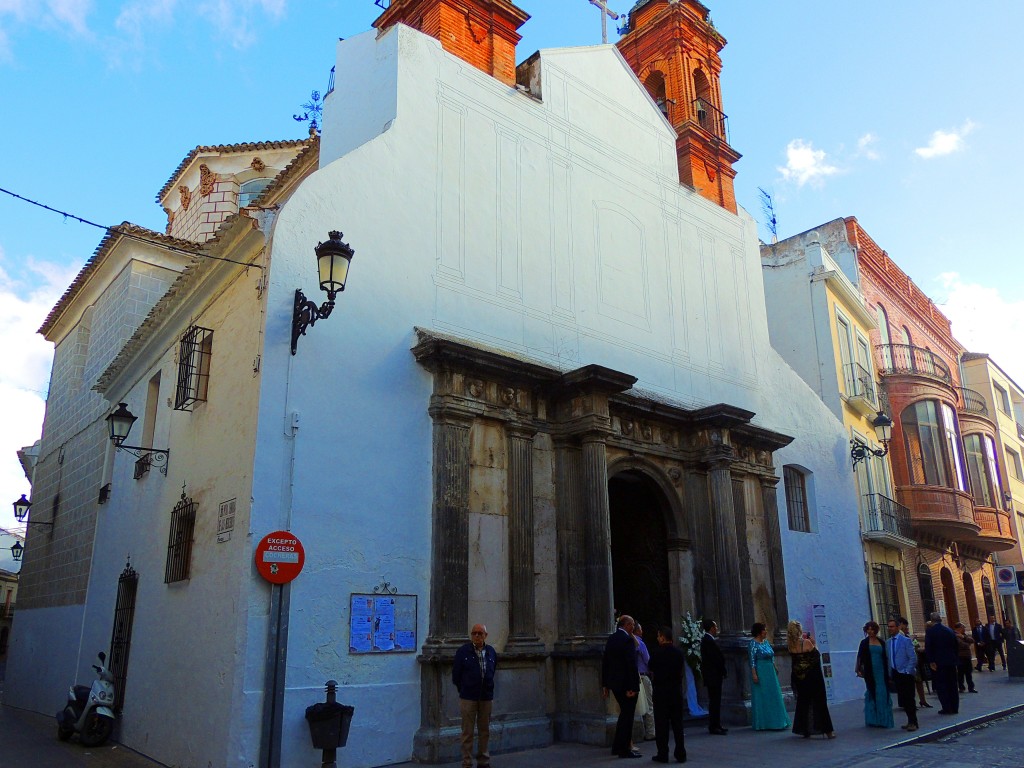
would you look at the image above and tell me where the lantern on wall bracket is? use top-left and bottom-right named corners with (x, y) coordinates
top-left (850, 411), bottom-right (893, 469)
top-left (12, 493), bottom-right (51, 528)
top-left (291, 231), bottom-right (355, 355)
top-left (106, 403), bottom-right (171, 475)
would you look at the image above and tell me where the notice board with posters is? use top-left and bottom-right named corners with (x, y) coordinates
top-left (349, 593), bottom-right (418, 654)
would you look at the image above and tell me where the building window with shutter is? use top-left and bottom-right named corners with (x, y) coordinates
top-left (174, 325), bottom-right (213, 411)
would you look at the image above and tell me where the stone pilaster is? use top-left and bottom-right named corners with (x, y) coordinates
top-left (425, 411), bottom-right (472, 646)
top-left (581, 432), bottom-right (614, 640)
top-left (761, 475), bottom-right (789, 637)
top-left (554, 438), bottom-right (585, 640)
top-left (707, 455), bottom-right (744, 634)
top-left (507, 424), bottom-right (542, 650)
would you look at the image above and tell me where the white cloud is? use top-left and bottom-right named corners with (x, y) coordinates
top-left (0, 246), bottom-right (79, 530)
top-left (777, 139), bottom-right (840, 187)
top-left (0, 0), bottom-right (93, 59)
top-left (937, 272), bottom-right (1024, 386)
top-left (116, 0), bottom-right (284, 50)
top-left (857, 133), bottom-right (880, 160)
top-left (914, 120), bottom-right (976, 159)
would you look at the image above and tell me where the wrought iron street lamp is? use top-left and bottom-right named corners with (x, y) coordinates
top-left (106, 403), bottom-right (170, 475)
top-left (851, 411), bottom-right (893, 469)
top-left (12, 494), bottom-right (51, 528)
top-left (10, 541), bottom-right (23, 561)
top-left (291, 231), bottom-right (355, 355)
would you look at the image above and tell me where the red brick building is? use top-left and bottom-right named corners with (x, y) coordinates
top-left (852, 217), bottom-right (1010, 631)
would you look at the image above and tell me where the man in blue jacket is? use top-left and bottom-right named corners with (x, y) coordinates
top-left (452, 624), bottom-right (497, 768)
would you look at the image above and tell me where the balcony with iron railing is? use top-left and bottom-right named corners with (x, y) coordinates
top-left (692, 98), bottom-right (729, 142)
top-left (843, 362), bottom-right (878, 417)
top-left (957, 387), bottom-right (989, 417)
top-left (861, 493), bottom-right (916, 548)
top-left (876, 344), bottom-right (952, 386)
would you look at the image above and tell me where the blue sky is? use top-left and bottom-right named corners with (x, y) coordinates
top-left (2, 0), bottom-right (1023, 530)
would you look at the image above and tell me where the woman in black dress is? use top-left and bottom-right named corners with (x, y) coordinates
top-left (787, 620), bottom-right (835, 739)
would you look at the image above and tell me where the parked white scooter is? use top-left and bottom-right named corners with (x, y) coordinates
top-left (56, 651), bottom-right (116, 747)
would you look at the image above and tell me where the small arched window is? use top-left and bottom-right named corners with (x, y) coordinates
top-left (239, 178), bottom-right (273, 207)
top-left (918, 564), bottom-right (936, 623)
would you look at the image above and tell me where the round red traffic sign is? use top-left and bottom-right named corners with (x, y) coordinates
top-left (255, 530), bottom-right (306, 584)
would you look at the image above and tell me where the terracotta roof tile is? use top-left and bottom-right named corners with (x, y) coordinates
top-left (38, 224), bottom-right (203, 336)
top-left (156, 137), bottom-right (314, 204)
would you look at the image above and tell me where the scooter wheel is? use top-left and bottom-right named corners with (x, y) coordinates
top-left (57, 723), bottom-right (73, 741)
top-left (78, 712), bottom-right (113, 747)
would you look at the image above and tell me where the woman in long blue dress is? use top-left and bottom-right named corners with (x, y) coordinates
top-left (855, 620), bottom-right (894, 728)
top-left (749, 622), bottom-right (789, 730)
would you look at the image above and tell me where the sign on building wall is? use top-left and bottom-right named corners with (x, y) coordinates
top-left (349, 593), bottom-right (417, 654)
top-left (996, 566), bottom-right (1020, 596)
top-left (218, 499), bottom-right (236, 543)
top-left (812, 604), bottom-right (835, 702)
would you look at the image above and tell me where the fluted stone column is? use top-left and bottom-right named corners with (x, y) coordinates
top-left (426, 413), bottom-right (472, 645)
top-left (507, 425), bottom-right (542, 649)
top-left (554, 439), bottom-right (585, 640)
top-left (582, 433), bottom-right (614, 640)
top-left (708, 456), bottom-right (743, 633)
top-left (761, 476), bottom-right (789, 635)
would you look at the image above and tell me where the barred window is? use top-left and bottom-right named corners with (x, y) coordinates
top-left (872, 563), bottom-right (900, 624)
top-left (174, 325), bottom-right (213, 411)
top-left (784, 465), bottom-right (811, 532)
top-left (165, 492), bottom-right (197, 583)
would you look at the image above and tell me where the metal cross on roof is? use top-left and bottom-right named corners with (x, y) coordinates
top-left (587, 0), bottom-right (620, 44)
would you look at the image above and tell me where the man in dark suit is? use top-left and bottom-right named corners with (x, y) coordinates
top-left (925, 612), bottom-right (960, 714)
top-left (648, 626), bottom-right (686, 764)
top-left (984, 615), bottom-right (1006, 670)
top-left (700, 619), bottom-right (728, 735)
top-left (971, 621), bottom-right (987, 672)
top-left (603, 615), bottom-right (642, 759)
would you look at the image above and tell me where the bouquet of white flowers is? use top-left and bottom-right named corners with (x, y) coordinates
top-left (678, 611), bottom-right (703, 680)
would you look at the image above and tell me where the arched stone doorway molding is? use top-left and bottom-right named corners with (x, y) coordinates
top-left (411, 329), bottom-right (794, 759)
top-left (607, 457), bottom-right (691, 639)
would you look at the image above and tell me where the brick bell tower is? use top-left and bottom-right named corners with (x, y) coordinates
top-left (617, 0), bottom-right (741, 213)
top-left (373, 0), bottom-right (530, 87)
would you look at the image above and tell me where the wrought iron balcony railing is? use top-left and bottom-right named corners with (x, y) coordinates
top-left (876, 344), bottom-right (952, 385)
top-left (863, 493), bottom-right (913, 540)
top-left (692, 98), bottom-right (729, 142)
top-left (957, 387), bottom-right (989, 416)
top-left (844, 362), bottom-right (876, 403)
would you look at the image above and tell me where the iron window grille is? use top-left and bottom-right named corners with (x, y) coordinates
top-left (872, 563), bottom-right (900, 623)
top-left (165, 492), bottom-right (197, 583)
top-left (109, 560), bottom-right (138, 712)
top-left (173, 325), bottom-right (213, 411)
top-left (133, 452), bottom-right (151, 480)
top-left (784, 466), bottom-right (810, 532)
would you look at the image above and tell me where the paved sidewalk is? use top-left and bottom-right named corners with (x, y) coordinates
top-left (399, 673), bottom-right (1024, 768)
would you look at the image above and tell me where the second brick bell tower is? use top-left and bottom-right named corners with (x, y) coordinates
top-left (618, 0), bottom-right (741, 213)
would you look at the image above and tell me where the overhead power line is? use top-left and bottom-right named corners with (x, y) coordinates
top-left (0, 186), bottom-right (263, 269)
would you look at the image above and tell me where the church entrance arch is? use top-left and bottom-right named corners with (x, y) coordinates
top-left (607, 467), bottom-right (682, 635)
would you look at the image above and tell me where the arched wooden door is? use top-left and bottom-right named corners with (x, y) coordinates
top-left (608, 470), bottom-right (672, 636)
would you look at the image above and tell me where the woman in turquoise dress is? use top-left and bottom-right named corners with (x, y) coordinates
top-left (749, 622), bottom-right (789, 730)
top-left (855, 621), bottom-right (894, 728)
